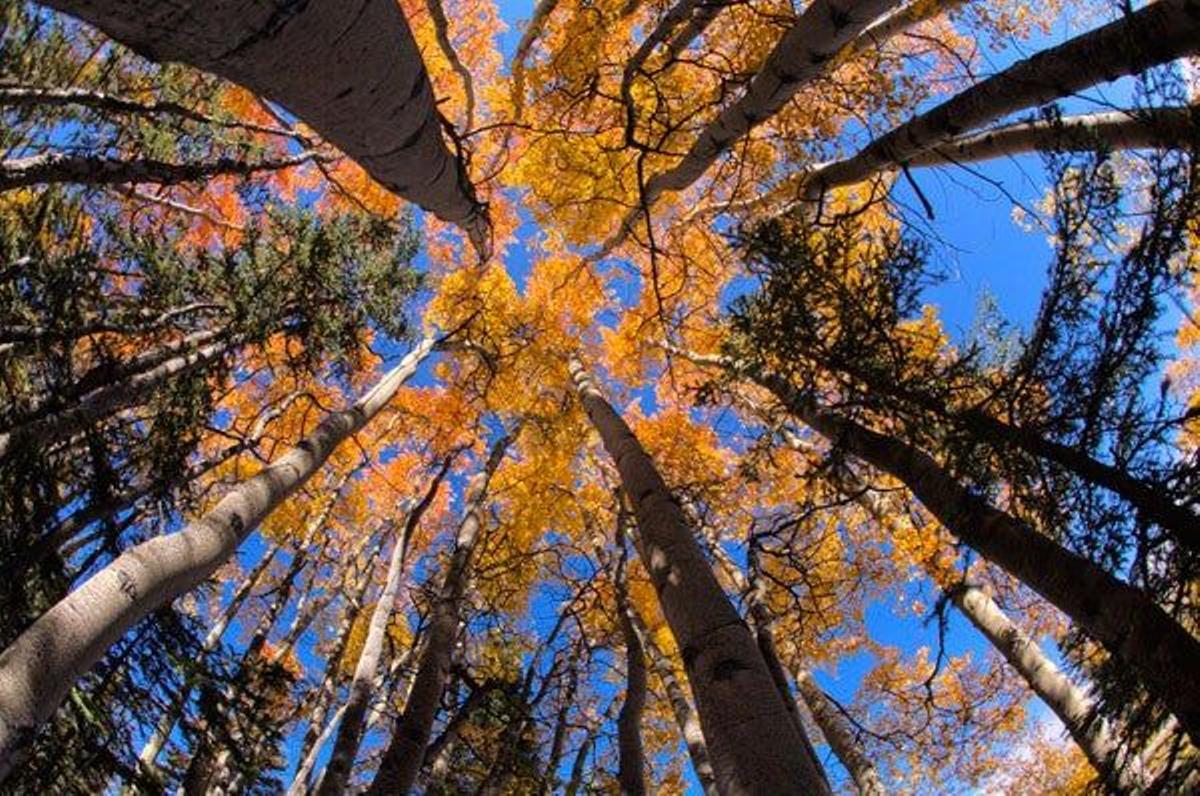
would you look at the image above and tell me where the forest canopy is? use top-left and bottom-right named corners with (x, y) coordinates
top-left (0, 0), bottom-right (1198, 793)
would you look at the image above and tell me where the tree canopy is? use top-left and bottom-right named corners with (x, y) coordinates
top-left (0, 0), bottom-right (1198, 793)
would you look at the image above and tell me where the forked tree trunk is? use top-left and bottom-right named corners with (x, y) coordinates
top-left (793, 671), bottom-right (886, 796)
top-left (317, 457), bottom-right (453, 796)
top-left (0, 338), bottom-right (436, 781)
top-left (365, 432), bottom-right (514, 795)
top-left (42, 0), bottom-right (490, 254)
top-left (569, 358), bottom-right (831, 794)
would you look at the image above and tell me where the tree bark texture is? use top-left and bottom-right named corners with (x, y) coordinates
top-left (570, 357), bottom-right (831, 795)
top-left (41, 0), bottom-right (490, 253)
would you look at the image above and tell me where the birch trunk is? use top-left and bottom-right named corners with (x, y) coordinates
top-left (805, 0), bottom-right (1200, 197)
top-left (632, 609), bottom-right (719, 795)
top-left (717, 357), bottom-right (1200, 744)
top-left (951, 584), bottom-right (1149, 793)
top-left (317, 458), bottom-right (452, 796)
top-left (793, 672), bottom-right (885, 796)
top-left (0, 338), bottom-right (436, 781)
top-left (570, 358), bottom-right (830, 795)
top-left (598, 0), bottom-right (904, 255)
top-left (365, 432), bottom-right (513, 795)
top-left (286, 537), bottom-right (385, 795)
top-left (904, 108), bottom-right (1197, 168)
top-left (41, 0), bottom-right (490, 253)
top-left (614, 538), bottom-right (648, 796)
top-left (0, 150), bottom-right (319, 191)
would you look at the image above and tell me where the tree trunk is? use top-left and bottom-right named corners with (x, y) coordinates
top-left (632, 607), bottom-right (719, 795)
top-left (805, 0), bottom-right (1200, 197)
top-left (365, 432), bottom-right (514, 795)
top-left (721, 357), bottom-right (1200, 745)
top-left (598, 0), bottom-right (904, 255)
top-left (950, 583), bottom-right (1149, 793)
top-left (904, 108), bottom-right (1198, 168)
top-left (0, 150), bottom-right (320, 190)
top-left (614, 535), bottom-right (648, 796)
top-left (793, 671), bottom-right (885, 796)
top-left (41, 0), bottom-right (490, 253)
top-left (0, 335), bottom-right (234, 462)
top-left (569, 357), bottom-right (830, 794)
top-left (317, 457), bottom-right (454, 796)
top-left (285, 534), bottom-right (386, 795)
top-left (0, 337), bottom-right (436, 781)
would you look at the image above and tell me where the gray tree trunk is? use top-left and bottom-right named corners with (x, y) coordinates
top-left (793, 671), bottom-right (886, 796)
top-left (951, 583), bottom-right (1149, 793)
top-left (41, 0), bottom-right (490, 254)
top-left (0, 338), bottom-right (436, 781)
top-left (317, 457), bottom-right (453, 796)
top-left (703, 354), bottom-right (1200, 745)
top-left (614, 535), bottom-right (648, 795)
top-left (570, 357), bottom-right (830, 794)
top-left (365, 432), bottom-right (514, 795)
top-left (805, 0), bottom-right (1200, 198)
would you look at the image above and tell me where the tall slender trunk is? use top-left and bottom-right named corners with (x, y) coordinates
top-left (597, 0), bottom-right (904, 256)
top-left (539, 663), bottom-right (579, 795)
top-left (42, 0), bottom-right (490, 252)
top-left (0, 338), bottom-right (436, 781)
top-left (365, 432), bottom-right (514, 795)
top-left (796, 428), bottom-right (1159, 793)
top-left (0, 150), bottom-right (320, 191)
top-left (793, 671), bottom-right (886, 796)
top-left (317, 457), bottom-right (453, 796)
top-left (631, 605), bottom-right (719, 794)
top-left (950, 584), bottom-right (1149, 793)
top-left (285, 534), bottom-right (386, 796)
top-left (710, 355), bottom-right (1200, 744)
top-left (569, 358), bottom-right (830, 794)
top-left (0, 335), bottom-right (235, 462)
top-left (805, 0), bottom-right (1200, 198)
top-left (614, 533), bottom-right (648, 796)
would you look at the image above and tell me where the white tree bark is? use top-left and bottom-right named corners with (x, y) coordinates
top-left (317, 457), bottom-right (452, 796)
top-left (793, 671), bottom-right (886, 796)
top-left (0, 334), bottom-right (234, 462)
top-left (0, 337), bottom-right (436, 782)
top-left (365, 432), bottom-right (513, 795)
top-left (804, 1), bottom-right (1200, 198)
top-left (570, 357), bottom-right (830, 795)
top-left (677, 348), bottom-right (1200, 746)
top-left (951, 584), bottom-right (1149, 793)
top-left (41, 0), bottom-right (490, 255)
top-left (597, 0), bottom-right (904, 256)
